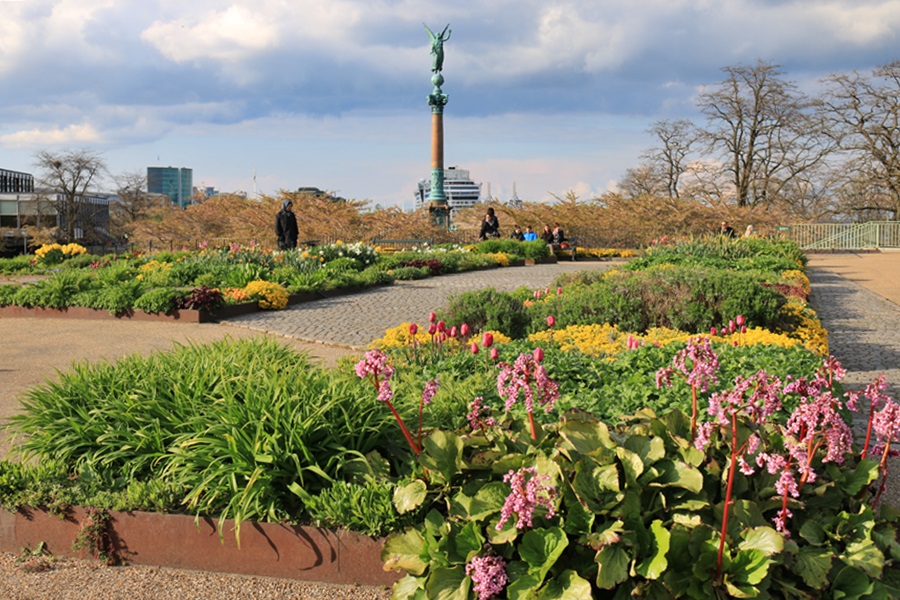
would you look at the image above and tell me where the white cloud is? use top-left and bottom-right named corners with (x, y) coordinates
top-left (1, 123), bottom-right (102, 147)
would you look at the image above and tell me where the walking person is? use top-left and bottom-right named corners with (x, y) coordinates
top-left (275, 199), bottom-right (299, 250)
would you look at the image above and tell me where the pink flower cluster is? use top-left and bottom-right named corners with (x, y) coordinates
top-left (421, 378), bottom-right (440, 406)
top-left (354, 349), bottom-right (394, 402)
top-left (496, 466), bottom-right (557, 530)
top-left (496, 352), bottom-right (560, 414)
top-left (465, 554), bottom-right (507, 600)
top-left (467, 397), bottom-right (496, 431)
top-left (656, 336), bottom-right (720, 392)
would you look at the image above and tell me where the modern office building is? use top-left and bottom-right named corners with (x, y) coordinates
top-left (1, 167), bottom-right (111, 250)
top-left (148, 166), bottom-right (193, 208)
top-left (415, 166), bottom-right (482, 210)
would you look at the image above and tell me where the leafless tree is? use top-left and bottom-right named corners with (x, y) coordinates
top-left (697, 61), bottom-right (832, 208)
top-left (34, 148), bottom-right (107, 242)
top-left (618, 163), bottom-right (668, 198)
top-left (644, 119), bottom-right (698, 199)
top-left (110, 170), bottom-right (169, 239)
top-left (818, 61), bottom-right (900, 219)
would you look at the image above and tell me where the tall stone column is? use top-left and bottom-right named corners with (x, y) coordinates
top-left (424, 24), bottom-right (451, 229)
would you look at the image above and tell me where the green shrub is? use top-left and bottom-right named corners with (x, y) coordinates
top-left (298, 480), bottom-right (407, 538)
top-left (391, 266), bottom-right (430, 280)
top-left (0, 255), bottom-right (35, 275)
top-left (134, 288), bottom-right (181, 314)
top-left (0, 284), bottom-right (19, 305)
top-left (442, 288), bottom-right (530, 338)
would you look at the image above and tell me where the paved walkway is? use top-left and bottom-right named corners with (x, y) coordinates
top-left (222, 262), bottom-right (609, 349)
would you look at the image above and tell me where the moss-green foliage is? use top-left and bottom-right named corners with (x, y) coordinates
top-left (624, 236), bottom-right (805, 272)
top-left (528, 266), bottom-right (788, 334)
top-left (441, 288), bottom-right (531, 338)
top-left (133, 287), bottom-right (181, 314)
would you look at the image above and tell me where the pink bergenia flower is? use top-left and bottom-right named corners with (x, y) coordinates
top-left (467, 397), bottom-right (496, 431)
top-left (496, 466), bottom-right (557, 530)
top-left (466, 554), bottom-right (507, 600)
top-left (355, 350), bottom-right (394, 403)
top-left (421, 378), bottom-right (440, 406)
top-left (496, 352), bottom-right (559, 414)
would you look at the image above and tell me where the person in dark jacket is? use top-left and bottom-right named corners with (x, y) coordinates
top-left (275, 199), bottom-right (298, 250)
top-left (479, 207), bottom-right (500, 240)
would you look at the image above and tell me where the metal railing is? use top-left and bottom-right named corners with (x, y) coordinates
top-left (785, 221), bottom-right (900, 250)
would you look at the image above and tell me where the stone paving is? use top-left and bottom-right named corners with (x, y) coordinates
top-left (807, 267), bottom-right (900, 400)
top-left (223, 261), bottom-right (618, 348)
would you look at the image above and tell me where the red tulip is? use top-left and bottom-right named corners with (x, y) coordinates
top-left (741, 325), bottom-right (747, 334)
top-left (482, 332), bottom-right (494, 348)
top-left (428, 323), bottom-right (437, 335)
top-left (557, 287), bottom-right (563, 295)
top-left (409, 323), bottom-right (418, 336)
top-left (490, 347), bottom-right (499, 361)
top-left (547, 315), bottom-right (555, 328)
top-left (429, 311), bottom-right (437, 323)
top-left (460, 323), bottom-right (470, 337)
top-left (736, 314), bottom-right (745, 327)
top-left (710, 327), bottom-right (717, 336)
top-left (470, 342), bottom-right (479, 354)
top-left (533, 347), bottom-right (544, 363)
top-left (437, 320), bottom-right (446, 333)
top-left (449, 326), bottom-right (458, 338)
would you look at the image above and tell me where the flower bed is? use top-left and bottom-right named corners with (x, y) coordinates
top-left (2, 236), bottom-right (898, 596)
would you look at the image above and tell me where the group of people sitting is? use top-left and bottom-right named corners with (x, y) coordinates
top-left (478, 208), bottom-right (566, 245)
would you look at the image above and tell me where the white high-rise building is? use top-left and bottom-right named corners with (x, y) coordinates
top-left (415, 166), bottom-right (482, 210)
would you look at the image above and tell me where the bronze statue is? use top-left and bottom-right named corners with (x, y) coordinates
top-left (424, 23), bottom-right (451, 73)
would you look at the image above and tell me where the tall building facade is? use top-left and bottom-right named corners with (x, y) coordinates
top-left (147, 167), bottom-right (193, 208)
top-left (415, 166), bottom-right (482, 210)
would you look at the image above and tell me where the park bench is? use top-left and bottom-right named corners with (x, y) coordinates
top-left (551, 237), bottom-right (578, 261)
top-left (372, 238), bottom-right (434, 253)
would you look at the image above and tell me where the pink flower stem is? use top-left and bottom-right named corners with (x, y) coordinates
top-left (716, 412), bottom-right (740, 581)
top-left (874, 440), bottom-right (893, 506)
top-left (385, 399), bottom-right (421, 455)
top-left (527, 410), bottom-right (538, 441)
top-left (861, 403), bottom-right (877, 460)
top-left (691, 385), bottom-right (698, 441)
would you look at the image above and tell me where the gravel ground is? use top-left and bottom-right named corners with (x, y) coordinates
top-left (0, 551), bottom-right (392, 599)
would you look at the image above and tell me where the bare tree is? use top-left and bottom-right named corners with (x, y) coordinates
top-left (818, 61), bottom-right (900, 219)
top-left (644, 119), bottom-right (698, 199)
top-left (618, 163), bottom-right (668, 198)
top-left (34, 149), bottom-right (107, 242)
top-left (111, 170), bottom-right (168, 239)
top-left (697, 61), bottom-right (831, 208)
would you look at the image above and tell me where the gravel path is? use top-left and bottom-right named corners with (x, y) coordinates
top-left (0, 552), bottom-right (391, 599)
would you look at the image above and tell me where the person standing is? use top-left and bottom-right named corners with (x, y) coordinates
top-left (479, 207), bottom-right (500, 240)
top-left (275, 199), bottom-right (298, 250)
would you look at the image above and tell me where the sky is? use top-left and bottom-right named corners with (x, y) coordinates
top-left (0, 1), bottom-right (898, 210)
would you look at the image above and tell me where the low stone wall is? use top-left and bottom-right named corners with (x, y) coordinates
top-left (0, 507), bottom-right (398, 587)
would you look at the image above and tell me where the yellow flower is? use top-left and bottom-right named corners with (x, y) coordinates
top-left (243, 280), bottom-right (289, 310)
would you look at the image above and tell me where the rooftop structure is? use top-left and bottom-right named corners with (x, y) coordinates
top-left (415, 166), bottom-right (482, 210)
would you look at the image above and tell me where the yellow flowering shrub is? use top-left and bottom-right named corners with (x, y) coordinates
top-left (34, 243), bottom-right (87, 263)
top-left (529, 323), bottom-right (633, 357)
top-left (139, 260), bottom-right (172, 273)
top-left (780, 299), bottom-right (829, 356)
top-left (243, 280), bottom-right (289, 310)
top-left (485, 252), bottom-right (510, 267)
top-left (781, 269), bottom-right (811, 298)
